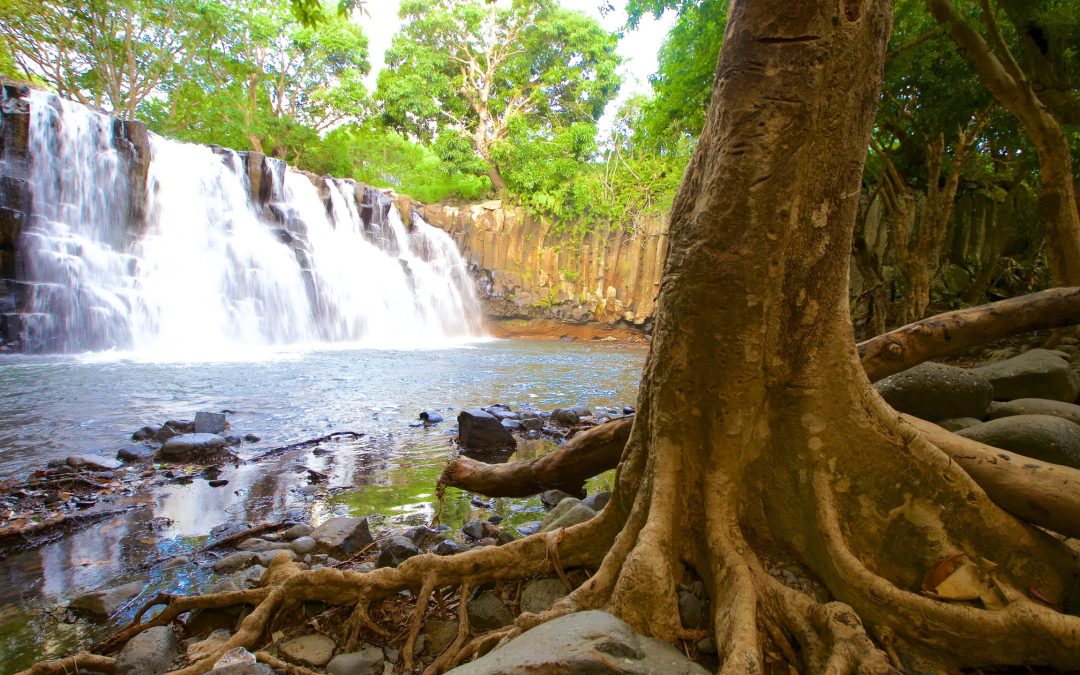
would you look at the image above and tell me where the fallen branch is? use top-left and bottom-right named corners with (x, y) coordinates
top-left (439, 417), bottom-right (633, 498)
top-left (202, 520), bottom-right (295, 552)
top-left (246, 431), bottom-right (363, 463)
top-left (858, 287), bottom-right (1080, 382)
top-left (17, 652), bottom-right (115, 674)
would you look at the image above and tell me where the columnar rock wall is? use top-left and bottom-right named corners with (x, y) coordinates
top-left (419, 201), bottom-right (668, 332)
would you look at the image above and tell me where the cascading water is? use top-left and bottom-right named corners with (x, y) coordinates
top-left (6, 91), bottom-right (485, 355)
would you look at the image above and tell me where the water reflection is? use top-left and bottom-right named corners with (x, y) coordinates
top-left (0, 340), bottom-right (645, 669)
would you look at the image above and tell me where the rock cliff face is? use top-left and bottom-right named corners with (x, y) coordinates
top-left (418, 200), bottom-right (668, 334)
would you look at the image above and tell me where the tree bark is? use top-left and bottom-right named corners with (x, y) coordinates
top-left (926, 0), bottom-right (1080, 287)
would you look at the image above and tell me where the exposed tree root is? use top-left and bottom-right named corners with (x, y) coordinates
top-left (20, 652), bottom-right (115, 674)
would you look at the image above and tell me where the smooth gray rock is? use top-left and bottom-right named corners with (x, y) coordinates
top-left (457, 408), bottom-right (516, 450)
top-left (115, 625), bottom-right (176, 675)
top-left (973, 349), bottom-right (1080, 402)
top-left (541, 489), bottom-right (575, 508)
top-left (193, 411), bottom-right (228, 434)
top-left (158, 433), bottom-right (231, 463)
top-left (290, 536), bottom-right (317, 554)
top-left (236, 538), bottom-right (278, 552)
top-left (520, 578), bottom-right (568, 614)
top-left (281, 523), bottom-right (313, 540)
top-left (935, 417), bottom-right (983, 432)
top-left (66, 454), bottom-right (123, 471)
top-left (70, 580), bottom-right (144, 617)
top-left (582, 491), bottom-right (611, 512)
top-left (376, 536), bottom-right (421, 568)
top-left (515, 521), bottom-right (542, 537)
top-left (957, 415), bottom-right (1080, 468)
top-left (212, 552), bottom-right (259, 573)
top-left (424, 619), bottom-right (459, 655)
top-left (310, 517), bottom-right (374, 555)
top-left (254, 549), bottom-right (298, 566)
top-left (327, 646), bottom-right (384, 675)
top-left (117, 445), bottom-right (155, 462)
top-left (420, 410), bottom-right (444, 424)
top-left (467, 591), bottom-right (513, 631)
top-left (278, 633), bottom-right (336, 667)
top-left (874, 362), bottom-right (993, 420)
top-left (540, 498), bottom-right (596, 533)
top-left (987, 398), bottom-right (1080, 426)
top-left (551, 409), bottom-right (580, 426)
top-left (461, 518), bottom-right (490, 541)
top-left (434, 539), bottom-right (470, 556)
top-left (677, 589), bottom-right (708, 630)
top-left (446, 610), bottom-right (710, 674)
top-left (132, 425), bottom-right (161, 441)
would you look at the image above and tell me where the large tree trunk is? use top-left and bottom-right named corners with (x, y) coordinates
top-left (552, 0), bottom-right (1080, 671)
top-left (926, 0), bottom-right (1080, 287)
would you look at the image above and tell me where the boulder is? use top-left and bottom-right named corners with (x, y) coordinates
top-left (540, 498), bottom-right (597, 533)
top-left (467, 591), bottom-right (513, 631)
top-left (457, 409), bottom-right (516, 450)
top-left (115, 625), bottom-right (176, 675)
top-left (290, 536), bottom-right (317, 554)
top-left (445, 610), bottom-right (709, 674)
top-left (376, 536), bottom-right (421, 568)
top-left (158, 433), bottom-right (233, 463)
top-left (66, 454), bottom-right (123, 471)
top-left (193, 411), bottom-right (228, 434)
top-left (278, 633), bottom-right (336, 667)
top-left (987, 398), bottom-right (1080, 426)
top-left (117, 445), bottom-right (155, 462)
top-left (424, 619), bottom-right (459, 655)
top-left (540, 489), bottom-right (575, 508)
top-left (551, 409), bottom-right (580, 426)
top-left (677, 589), bottom-right (708, 630)
top-left (461, 518), bottom-right (494, 541)
top-left (132, 425), bottom-right (161, 441)
top-left (326, 647), bottom-right (384, 675)
top-left (873, 362), bottom-right (993, 421)
top-left (973, 349), bottom-right (1080, 402)
top-left (70, 580), bottom-right (144, 617)
top-left (403, 525), bottom-right (440, 548)
top-left (310, 517), bottom-right (374, 555)
top-left (956, 415), bottom-right (1080, 468)
top-left (520, 578), bottom-right (568, 614)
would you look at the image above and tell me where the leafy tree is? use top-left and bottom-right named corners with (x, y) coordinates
top-left (0, 0), bottom-right (209, 119)
top-left (377, 0), bottom-right (621, 191)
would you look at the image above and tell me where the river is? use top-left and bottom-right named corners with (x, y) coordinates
top-left (0, 339), bottom-right (645, 671)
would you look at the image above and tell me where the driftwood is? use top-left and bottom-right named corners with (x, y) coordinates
top-left (440, 417), bottom-right (633, 499)
top-left (859, 287), bottom-right (1080, 382)
top-left (246, 431), bottom-right (363, 463)
top-left (201, 520), bottom-right (296, 552)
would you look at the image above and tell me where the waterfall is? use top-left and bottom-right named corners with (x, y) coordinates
top-left (5, 91), bottom-right (485, 355)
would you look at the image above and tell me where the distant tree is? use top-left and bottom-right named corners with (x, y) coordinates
top-left (376, 0), bottom-right (621, 192)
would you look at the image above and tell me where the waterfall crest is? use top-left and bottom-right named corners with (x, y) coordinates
top-left (7, 91), bottom-right (485, 355)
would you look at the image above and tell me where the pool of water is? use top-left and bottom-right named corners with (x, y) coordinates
top-left (0, 339), bottom-right (645, 671)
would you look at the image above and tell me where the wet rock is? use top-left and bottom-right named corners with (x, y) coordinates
top-left (956, 415), bottom-right (1080, 468)
top-left (115, 625), bottom-right (176, 675)
top-left (434, 539), bottom-right (470, 556)
top-left (461, 518), bottom-right (494, 541)
top-left (223, 436), bottom-right (242, 446)
top-left (278, 633), bottom-right (336, 667)
top-left (935, 417), bottom-right (983, 432)
top-left (255, 549), bottom-right (298, 566)
top-left (132, 425), bottom-right (161, 441)
top-left (282, 523), bottom-right (314, 540)
top-left (519, 416), bottom-right (544, 432)
top-left (551, 409), bottom-right (580, 426)
top-left (515, 521), bottom-right (542, 537)
top-left (420, 410), bottom-right (444, 425)
top-left (623, 405), bottom-right (636, 414)
top-left (467, 591), bottom-right (513, 631)
top-left (403, 525), bottom-right (440, 548)
top-left (457, 409), bottom-right (516, 451)
top-left (446, 610), bottom-right (710, 674)
top-left (66, 454), bottom-right (123, 471)
top-left (212, 552), bottom-right (259, 573)
top-left (153, 424), bottom-right (182, 442)
top-left (70, 580), bottom-right (144, 617)
top-left (159, 433), bottom-right (232, 463)
top-left (290, 536), bottom-right (317, 554)
top-left (540, 489), bottom-right (575, 508)
top-left (377, 536), bottom-right (421, 568)
top-left (311, 516), bottom-right (374, 555)
top-left (424, 619), bottom-right (458, 655)
top-left (500, 418), bottom-right (523, 432)
top-left (117, 445), bottom-right (155, 462)
top-left (208, 479), bottom-right (229, 487)
top-left (973, 349), bottom-right (1080, 402)
top-left (165, 419), bottom-right (195, 434)
top-left (496, 529), bottom-right (517, 545)
top-left (194, 411), bottom-right (228, 435)
top-left (582, 491), bottom-right (611, 512)
top-left (540, 498), bottom-right (596, 533)
top-left (521, 578), bottom-right (568, 614)
top-left (873, 362), bottom-right (993, 420)
top-left (327, 646), bottom-right (384, 675)
top-left (987, 398), bottom-right (1080, 426)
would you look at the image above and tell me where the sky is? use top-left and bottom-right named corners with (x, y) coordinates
top-left (356, 1), bottom-right (676, 135)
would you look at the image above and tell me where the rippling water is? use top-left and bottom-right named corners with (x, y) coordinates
top-left (0, 339), bottom-right (645, 670)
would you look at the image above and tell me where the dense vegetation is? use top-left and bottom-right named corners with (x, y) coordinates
top-left (2, 0), bottom-right (1078, 328)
